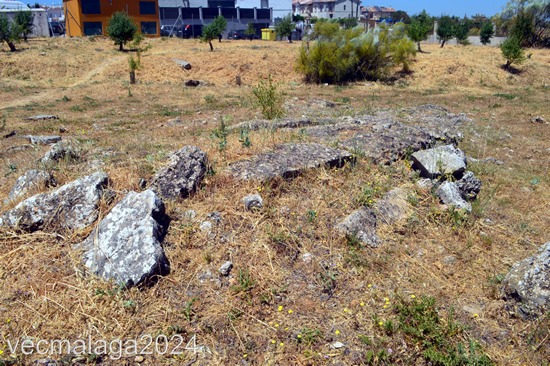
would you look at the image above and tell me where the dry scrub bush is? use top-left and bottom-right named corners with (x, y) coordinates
top-left (296, 22), bottom-right (416, 84)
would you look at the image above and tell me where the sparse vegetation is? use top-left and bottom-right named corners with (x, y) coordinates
top-left (0, 13), bottom-right (21, 52)
top-left (251, 74), bottom-right (284, 119)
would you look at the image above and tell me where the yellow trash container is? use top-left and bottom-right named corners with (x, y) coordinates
top-left (261, 28), bottom-right (276, 41)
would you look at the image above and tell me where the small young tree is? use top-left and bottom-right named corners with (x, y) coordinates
top-left (500, 36), bottom-right (525, 71)
top-left (436, 15), bottom-right (454, 48)
top-left (479, 21), bottom-right (494, 45)
top-left (14, 11), bottom-right (34, 41)
top-left (407, 19), bottom-right (431, 52)
top-left (454, 19), bottom-right (470, 45)
top-left (0, 14), bottom-right (22, 52)
top-left (244, 21), bottom-right (256, 40)
top-left (201, 16), bottom-right (226, 51)
top-left (106, 12), bottom-right (137, 51)
top-left (276, 14), bottom-right (294, 43)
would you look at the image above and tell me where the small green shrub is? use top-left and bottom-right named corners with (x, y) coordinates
top-left (252, 74), bottom-right (284, 119)
top-left (106, 11), bottom-right (137, 51)
top-left (480, 21), bottom-right (494, 45)
top-left (500, 36), bottom-right (526, 71)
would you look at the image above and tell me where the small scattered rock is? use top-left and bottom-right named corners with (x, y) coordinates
top-left (375, 187), bottom-right (409, 224)
top-left (200, 221), bottom-right (213, 231)
top-left (135, 355), bottom-right (144, 363)
top-left (462, 304), bottom-right (482, 315)
top-left (302, 253), bottom-right (313, 263)
top-left (172, 59), bottom-right (192, 70)
top-left (411, 145), bottom-right (467, 179)
top-left (26, 135), bottom-right (62, 145)
top-left (244, 194), bottom-right (263, 210)
top-left (442, 255), bottom-right (457, 265)
top-left (336, 207), bottom-right (380, 248)
top-left (436, 181), bottom-right (472, 212)
top-left (0, 172), bottom-right (108, 232)
top-left (331, 342), bottom-right (345, 349)
top-left (39, 140), bottom-right (80, 164)
top-left (185, 80), bottom-right (200, 87)
top-left (416, 178), bottom-right (433, 189)
top-left (5, 170), bottom-right (55, 204)
top-left (207, 211), bottom-right (222, 225)
top-left (219, 261), bottom-right (233, 276)
top-left (149, 146), bottom-right (207, 201)
top-left (23, 115), bottom-right (58, 121)
top-left (530, 116), bottom-right (547, 124)
top-left (455, 171), bottom-right (482, 200)
top-left (501, 241), bottom-right (550, 315)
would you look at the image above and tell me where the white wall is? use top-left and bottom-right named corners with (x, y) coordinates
top-left (0, 9), bottom-right (49, 37)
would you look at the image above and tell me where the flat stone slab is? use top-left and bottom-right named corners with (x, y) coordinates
top-left (5, 170), bottom-right (55, 204)
top-left (502, 241), bottom-right (550, 316)
top-left (25, 135), bottom-right (62, 145)
top-left (229, 143), bottom-right (353, 181)
top-left (172, 59), bottom-right (192, 70)
top-left (336, 207), bottom-right (380, 248)
top-left (149, 146), bottom-right (207, 200)
top-left (374, 187), bottom-right (410, 225)
top-left (436, 181), bottom-right (472, 212)
top-left (411, 145), bottom-right (467, 179)
top-left (23, 115), bottom-right (59, 121)
top-left (0, 172), bottom-right (108, 232)
top-left (78, 190), bottom-right (170, 288)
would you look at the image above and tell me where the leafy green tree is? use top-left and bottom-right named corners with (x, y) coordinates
top-left (276, 14), bottom-right (294, 43)
top-left (436, 15), bottom-right (455, 47)
top-left (201, 15), bottom-right (226, 51)
top-left (510, 9), bottom-right (534, 46)
top-left (407, 15), bottom-right (431, 52)
top-left (454, 19), bottom-right (470, 45)
top-left (14, 11), bottom-right (34, 41)
top-left (393, 10), bottom-right (411, 24)
top-left (0, 14), bottom-right (22, 52)
top-left (106, 12), bottom-right (137, 51)
top-left (498, 0), bottom-right (550, 47)
top-left (479, 21), bottom-right (494, 45)
top-left (244, 22), bottom-right (256, 40)
top-left (500, 36), bottom-right (525, 70)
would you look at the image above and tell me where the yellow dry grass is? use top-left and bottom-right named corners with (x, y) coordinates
top-left (0, 38), bottom-right (549, 365)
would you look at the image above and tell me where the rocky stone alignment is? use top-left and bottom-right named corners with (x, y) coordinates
top-left (501, 241), bottom-right (550, 317)
top-left (77, 190), bottom-right (170, 288)
top-left (228, 143), bottom-right (353, 181)
top-left (5, 170), bottom-right (55, 204)
top-left (0, 172), bottom-right (108, 232)
top-left (229, 105), bottom-right (467, 165)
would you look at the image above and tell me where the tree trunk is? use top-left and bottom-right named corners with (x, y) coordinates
top-left (505, 61), bottom-right (511, 71)
top-left (209, 41), bottom-right (213, 51)
top-left (129, 71), bottom-right (135, 84)
top-left (119, 43), bottom-right (123, 51)
top-left (288, 35), bottom-right (292, 43)
top-left (440, 40), bottom-right (445, 48)
top-left (417, 42), bottom-right (422, 52)
top-left (7, 42), bottom-right (16, 52)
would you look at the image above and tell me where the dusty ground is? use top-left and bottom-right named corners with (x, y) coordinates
top-left (0, 37), bottom-right (549, 365)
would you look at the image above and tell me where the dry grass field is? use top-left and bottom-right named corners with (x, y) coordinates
top-left (0, 37), bottom-right (549, 365)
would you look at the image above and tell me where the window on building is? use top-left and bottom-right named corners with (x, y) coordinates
top-left (141, 21), bottom-right (157, 34)
top-left (83, 21), bottom-right (102, 35)
top-left (344, 5), bottom-right (346, 10)
top-left (261, 0), bottom-right (268, 8)
top-left (139, 1), bottom-right (156, 15)
top-left (81, 0), bottom-right (100, 14)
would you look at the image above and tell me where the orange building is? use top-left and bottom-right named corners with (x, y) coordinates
top-left (63, 0), bottom-right (160, 37)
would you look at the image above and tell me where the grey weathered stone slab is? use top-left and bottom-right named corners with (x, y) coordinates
top-left (23, 115), bottom-right (59, 121)
top-left (149, 146), bottom-right (207, 200)
top-left (411, 145), bottom-right (467, 179)
top-left (336, 207), bottom-right (380, 248)
top-left (374, 187), bottom-right (409, 225)
top-left (25, 135), bottom-right (62, 145)
top-left (79, 190), bottom-right (170, 287)
top-left (0, 172), bottom-right (108, 232)
top-left (5, 170), bottom-right (55, 204)
top-left (229, 143), bottom-right (353, 181)
top-left (39, 140), bottom-right (80, 164)
top-left (501, 241), bottom-right (550, 316)
top-left (340, 122), bottom-right (432, 164)
top-left (456, 171), bottom-right (482, 201)
top-left (436, 181), bottom-right (471, 212)
top-left (219, 261), bottom-right (233, 276)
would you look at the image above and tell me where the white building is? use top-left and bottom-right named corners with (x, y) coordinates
top-left (292, 0), bottom-right (361, 20)
top-left (0, 1), bottom-right (49, 37)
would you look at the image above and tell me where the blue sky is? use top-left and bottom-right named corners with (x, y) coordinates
top-left (34, 0), bottom-right (508, 17)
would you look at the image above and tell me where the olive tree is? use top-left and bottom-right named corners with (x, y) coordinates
top-left (14, 11), bottom-right (34, 41)
top-left (276, 14), bottom-right (294, 43)
top-left (106, 12), bottom-right (137, 51)
top-left (500, 36), bottom-right (525, 70)
top-left (480, 21), bottom-right (494, 45)
top-left (0, 14), bottom-right (22, 52)
top-left (201, 15), bottom-right (227, 51)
